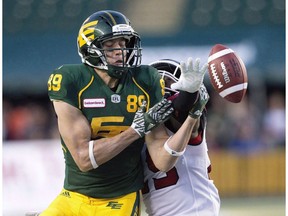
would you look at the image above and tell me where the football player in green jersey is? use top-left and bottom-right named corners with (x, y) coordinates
top-left (41, 10), bottom-right (207, 216)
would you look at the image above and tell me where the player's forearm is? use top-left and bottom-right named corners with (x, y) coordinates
top-left (166, 116), bottom-right (197, 150)
top-left (152, 117), bottom-right (197, 172)
top-left (80, 127), bottom-right (140, 172)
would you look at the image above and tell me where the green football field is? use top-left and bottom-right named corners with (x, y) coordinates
top-left (141, 196), bottom-right (285, 216)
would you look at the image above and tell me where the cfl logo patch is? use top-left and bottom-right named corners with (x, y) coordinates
top-left (111, 94), bottom-right (121, 103)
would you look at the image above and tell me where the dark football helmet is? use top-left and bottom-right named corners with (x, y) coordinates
top-left (77, 10), bottom-right (142, 78)
top-left (149, 59), bottom-right (181, 96)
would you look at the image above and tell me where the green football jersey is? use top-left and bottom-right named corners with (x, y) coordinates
top-left (47, 63), bottom-right (164, 198)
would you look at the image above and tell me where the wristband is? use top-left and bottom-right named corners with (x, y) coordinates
top-left (89, 141), bottom-right (98, 169)
top-left (163, 136), bottom-right (186, 156)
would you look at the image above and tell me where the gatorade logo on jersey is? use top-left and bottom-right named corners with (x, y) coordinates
top-left (83, 98), bottom-right (106, 108)
top-left (111, 94), bottom-right (121, 103)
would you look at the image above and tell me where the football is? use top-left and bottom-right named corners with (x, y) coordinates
top-left (207, 44), bottom-right (248, 103)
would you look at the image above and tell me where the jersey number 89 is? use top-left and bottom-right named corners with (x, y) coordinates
top-left (48, 74), bottom-right (62, 91)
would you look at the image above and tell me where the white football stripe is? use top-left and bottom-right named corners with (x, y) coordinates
top-left (219, 83), bottom-right (248, 97)
top-left (208, 48), bottom-right (234, 63)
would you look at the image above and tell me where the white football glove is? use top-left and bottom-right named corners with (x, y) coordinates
top-left (171, 57), bottom-right (208, 93)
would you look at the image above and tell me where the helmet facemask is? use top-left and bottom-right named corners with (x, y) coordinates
top-left (99, 35), bottom-right (142, 78)
top-left (88, 33), bottom-right (142, 68)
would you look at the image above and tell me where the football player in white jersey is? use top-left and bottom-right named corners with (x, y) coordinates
top-left (142, 59), bottom-right (220, 216)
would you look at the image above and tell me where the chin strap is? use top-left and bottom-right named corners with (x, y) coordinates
top-left (107, 65), bottom-right (129, 78)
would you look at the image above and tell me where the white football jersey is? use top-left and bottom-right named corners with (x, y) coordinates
top-left (142, 128), bottom-right (220, 216)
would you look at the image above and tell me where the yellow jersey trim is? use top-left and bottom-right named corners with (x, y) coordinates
top-left (78, 76), bottom-right (94, 109)
top-left (132, 77), bottom-right (150, 110)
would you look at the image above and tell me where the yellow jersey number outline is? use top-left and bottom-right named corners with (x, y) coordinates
top-left (160, 78), bottom-right (165, 96)
top-left (48, 74), bottom-right (62, 91)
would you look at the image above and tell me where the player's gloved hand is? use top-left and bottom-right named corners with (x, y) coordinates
top-left (131, 98), bottom-right (174, 137)
top-left (171, 57), bottom-right (208, 93)
top-left (188, 84), bottom-right (209, 118)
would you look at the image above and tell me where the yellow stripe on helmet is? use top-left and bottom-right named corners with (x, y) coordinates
top-left (78, 20), bottom-right (98, 48)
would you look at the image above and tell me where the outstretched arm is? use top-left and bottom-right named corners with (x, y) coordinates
top-left (145, 115), bottom-right (199, 172)
top-left (145, 57), bottom-right (209, 172)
